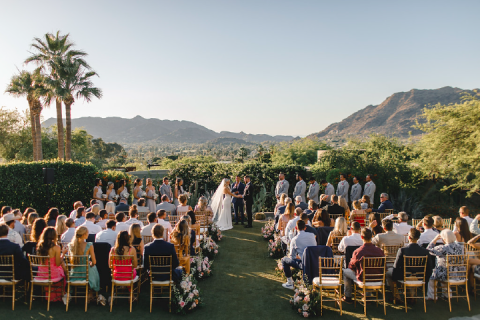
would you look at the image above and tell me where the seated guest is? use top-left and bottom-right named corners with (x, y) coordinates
top-left (69, 201), bottom-right (83, 219)
top-left (91, 204), bottom-right (100, 217)
top-left (61, 218), bottom-right (76, 243)
top-left (295, 196), bottom-right (308, 211)
top-left (96, 210), bottom-right (108, 229)
top-left (141, 212), bottom-right (157, 236)
top-left (23, 218), bottom-right (47, 256)
top-left (177, 194), bottom-right (193, 216)
top-left (366, 193), bottom-right (393, 213)
top-left (278, 203), bottom-right (295, 236)
top-left (126, 205), bottom-right (141, 225)
top-left (105, 201), bottom-right (116, 215)
top-left (327, 217), bottom-right (348, 247)
top-left (3, 213), bottom-right (23, 246)
top-left (304, 201), bottom-right (318, 222)
top-left (325, 195), bottom-right (345, 216)
top-left (433, 216), bottom-right (446, 232)
top-left (470, 213), bottom-right (480, 235)
top-left (350, 200), bottom-right (367, 226)
top-left (285, 208), bottom-right (302, 243)
top-left (155, 210), bottom-right (172, 241)
top-left (372, 219), bottom-right (405, 248)
top-left (143, 224), bottom-right (182, 282)
top-left (0, 206), bottom-right (12, 223)
top-left (338, 222), bottom-right (363, 253)
top-left (170, 220), bottom-right (191, 274)
top-left (318, 194), bottom-right (330, 209)
top-left (338, 196), bottom-right (350, 218)
top-left (342, 228), bottom-right (385, 304)
top-left (156, 195), bottom-right (177, 216)
top-left (387, 228), bottom-right (432, 299)
top-left (45, 208), bottom-right (59, 227)
top-left (181, 215), bottom-right (197, 256)
top-left (21, 207), bottom-right (36, 226)
top-left (467, 234), bottom-right (480, 286)
top-left (312, 209), bottom-right (333, 228)
top-left (194, 196), bottom-right (214, 223)
top-left (137, 198), bottom-right (150, 213)
top-left (80, 212), bottom-right (102, 235)
top-left (95, 220), bottom-right (117, 247)
top-left (426, 229), bottom-right (464, 299)
top-left (12, 210), bottom-right (26, 238)
top-left (360, 195), bottom-right (372, 210)
top-left (74, 207), bottom-right (86, 227)
top-left (368, 213), bottom-right (384, 236)
top-left (300, 213), bottom-right (318, 241)
top-left (454, 217), bottom-right (472, 243)
top-left (86, 199), bottom-right (97, 213)
top-left (186, 210), bottom-right (196, 225)
top-left (115, 199), bottom-right (130, 213)
top-left (115, 212), bottom-right (130, 233)
top-left (274, 193), bottom-right (287, 216)
top-left (129, 223), bottom-right (144, 258)
top-left (109, 231), bottom-right (137, 280)
top-left (418, 216), bottom-right (441, 246)
top-left (281, 220), bottom-right (317, 289)
top-left (382, 211), bottom-right (413, 235)
top-left (0, 224), bottom-right (29, 280)
top-left (25, 212), bottom-right (39, 235)
top-left (55, 215), bottom-right (68, 239)
top-left (453, 206), bottom-right (473, 233)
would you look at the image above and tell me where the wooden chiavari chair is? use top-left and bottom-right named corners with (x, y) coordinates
top-left (382, 244), bottom-right (403, 269)
top-left (329, 214), bottom-right (343, 222)
top-left (168, 215), bottom-right (182, 228)
top-left (353, 256), bottom-right (387, 316)
top-left (23, 233), bottom-right (31, 243)
top-left (0, 255), bottom-right (20, 310)
top-left (64, 254), bottom-right (91, 312)
top-left (28, 255), bottom-right (65, 311)
top-left (411, 219), bottom-right (422, 228)
top-left (142, 235), bottom-right (153, 244)
top-left (331, 236), bottom-right (345, 256)
top-left (379, 209), bottom-right (393, 220)
top-left (443, 218), bottom-right (452, 229)
top-left (138, 212), bottom-right (148, 221)
top-left (393, 255), bottom-right (428, 313)
top-left (313, 256), bottom-right (344, 316)
top-left (350, 213), bottom-right (367, 228)
top-left (109, 255), bottom-right (140, 312)
top-left (196, 214), bottom-right (209, 234)
top-left (149, 256), bottom-right (173, 313)
top-left (174, 244), bottom-right (190, 274)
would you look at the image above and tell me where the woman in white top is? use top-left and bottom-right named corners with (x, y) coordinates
top-left (133, 178), bottom-right (143, 205)
top-left (176, 194), bottom-right (192, 216)
top-left (93, 178), bottom-right (104, 209)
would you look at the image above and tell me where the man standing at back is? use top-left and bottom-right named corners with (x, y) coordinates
top-left (275, 172), bottom-right (289, 202)
top-left (243, 175), bottom-right (254, 228)
top-left (159, 177), bottom-right (173, 203)
top-left (363, 174), bottom-right (376, 206)
top-left (293, 173), bottom-right (307, 203)
top-left (307, 177), bottom-right (319, 204)
top-left (231, 175), bottom-right (245, 225)
top-left (350, 177), bottom-right (362, 205)
top-left (320, 180), bottom-right (335, 203)
top-left (336, 173), bottom-right (349, 202)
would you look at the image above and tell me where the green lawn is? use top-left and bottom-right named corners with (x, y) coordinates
top-left (3, 221), bottom-right (479, 320)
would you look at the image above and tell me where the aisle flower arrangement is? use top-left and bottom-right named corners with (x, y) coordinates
top-left (208, 223), bottom-right (223, 242)
top-left (290, 279), bottom-right (321, 318)
top-left (172, 274), bottom-right (202, 314)
top-left (201, 235), bottom-right (219, 260)
top-left (261, 219), bottom-right (275, 241)
top-left (190, 253), bottom-right (213, 280)
top-left (267, 235), bottom-right (284, 259)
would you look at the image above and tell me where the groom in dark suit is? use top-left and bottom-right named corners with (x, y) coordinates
top-left (231, 175), bottom-right (245, 225)
top-left (243, 175), bottom-right (254, 228)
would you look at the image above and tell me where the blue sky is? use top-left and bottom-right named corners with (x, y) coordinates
top-left (1, 0), bottom-right (479, 136)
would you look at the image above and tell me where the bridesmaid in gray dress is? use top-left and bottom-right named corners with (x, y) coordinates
top-left (117, 179), bottom-right (128, 203)
top-left (133, 178), bottom-right (143, 205)
top-left (93, 178), bottom-right (105, 209)
top-left (174, 178), bottom-right (185, 207)
top-left (145, 178), bottom-right (157, 213)
top-left (106, 182), bottom-right (116, 201)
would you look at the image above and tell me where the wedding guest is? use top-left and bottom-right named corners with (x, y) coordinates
top-left (25, 212), bottom-right (39, 234)
top-left (433, 216), bottom-right (446, 232)
top-left (453, 206), bottom-right (473, 232)
top-left (470, 214), bottom-right (480, 235)
top-left (281, 220), bottom-right (316, 289)
top-left (325, 195), bottom-right (345, 216)
top-left (86, 199), bottom-right (97, 213)
top-left (418, 216), bottom-right (441, 246)
top-left (293, 173), bottom-right (307, 203)
top-left (156, 195), bottom-right (176, 216)
top-left (338, 196), bottom-right (350, 218)
top-left (3, 213), bottom-right (23, 246)
top-left (336, 173), bottom-right (349, 202)
top-left (141, 212), bottom-right (157, 236)
top-left (372, 219), bottom-right (405, 247)
top-left (174, 178), bottom-right (185, 207)
top-left (132, 178), bottom-right (143, 205)
top-left (320, 180), bottom-right (335, 203)
top-left (285, 208), bottom-right (302, 243)
top-left (383, 211), bottom-right (413, 235)
top-left (95, 220), bottom-right (117, 247)
top-left (275, 173), bottom-right (289, 201)
top-left (12, 210), bottom-right (26, 238)
top-left (74, 207), bottom-right (86, 227)
top-left (91, 204), bottom-right (100, 217)
top-left (81, 212), bottom-right (102, 235)
top-left (93, 178), bottom-right (104, 210)
top-left (350, 177), bottom-right (362, 204)
top-left (129, 223), bottom-right (144, 258)
top-left (466, 234), bottom-right (480, 287)
top-left (366, 193), bottom-right (393, 213)
top-left (160, 177), bottom-right (173, 202)
top-left (115, 212), bottom-right (130, 233)
top-left (171, 220), bottom-right (190, 274)
top-left (368, 213), bottom-right (384, 236)
top-left (181, 215), bottom-right (197, 256)
top-left (106, 182), bottom-right (116, 202)
top-left (45, 208), bottom-right (59, 227)
top-left (145, 178), bottom-right (157, 214)
top-left (307, 177), bottom-right (319, 204)
top-left (109, 231), bottom-right (137, 280)
top-left (454, 218), bottom-right (472, 243)
top-left (0, 224), bottom-right (29, 281)
top-left (21, 207), bottom-right (36, 226)
top-left (155, 210), bottom-right (172, 240)
top-left (194, 196), bottom-right (214, 224)
top-left (117, 179), bottom-right (128, 202)
top-left (105, 201), bottom-right (116, 215)
top-left (338, 222), bottom-right (364, 253)
top-left (143, 224), bottom-right (182, 282)
top-left (350, 200), bottom-right (367, 226)
top-left (278, 203), bottom-right (295, 236)
top-left (312, 209), bottom-right (334, 228)
top-left (426, 229), bottom-right (464, 299)
top-left (137, 198), bottom-right (150, 214)
top-left (61, 218), bottom-right (76, 243)
top-left (360, 195), bottom-right (372, 210)
top-left (23, 219), bottom-right (46, 255)
top-left (115, 199), bottom-right (130, 213)
top-left (327, 217), bottom-right (348, 247)
top-left (300, 213), bottom-right (318, 241)
top-left (295, 196), bottom-right (308, 211)
top-left (55, 215), bottom-right (68, 239)
top-left (304, 201), bottom-right (318, 222)
top-left (342, 228), bottom-right (385, 304)
top-left (126, 205), bottom-right (141, 225)
top-left (274, 193), bottom-right (287, 215)
top-left (186, 210), bottom-right (196, 226)
top-left (177, 194), bottom-right (192, 216)
top-left (0, 206), bottom-right (12, 223)
top-left (363, 174), bottom-right (376, 206)
top-left (96, 210), bottom-right (108, 229)
top-left (69, 201), bottom-right (83, 219)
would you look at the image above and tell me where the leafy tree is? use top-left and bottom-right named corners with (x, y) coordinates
top-left (271, 138), bottom-right (331, 166)
top-left (0, 107), bottom-right (32, 160)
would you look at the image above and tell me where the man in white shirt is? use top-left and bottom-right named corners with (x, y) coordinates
top-left (69, 201), bottom-right (83, 219)
top-left (61, 219), bottom-right (77, 243)
top-left (338, 222), bottom-right (363, 253)
top-left (95, 220), bottom-right (117, 247)
top-left (418, 216), bottom-right (441, 246)
top-left (382, 211), bottom-right (413, 235)
top-left (156, 210), bottom-right (172, 241)
top-left (284, 208), bottom-right (302, 243)
top-left (13, 211), bottom-right (25, 238)
top-left (3, 213), bottom-right (23, 247)
top-left (80, 212), bottom-right (102, 235)
top-left (453, 206), bottom-right (473, 233)
top-left (126, 210), bottom-right (141, 226)
top-left (156, 195), bottom-right (177, 216)
top-left (141, 212), bottom-right (158, 236)
top-left (115, 212), bottom-right (130, 233)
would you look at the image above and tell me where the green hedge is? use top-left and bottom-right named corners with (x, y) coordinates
top-left (0, 160), bottom-right (98, 215)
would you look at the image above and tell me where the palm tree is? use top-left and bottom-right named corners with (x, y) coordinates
top-left (5, 70), bottom-right (44, 160)
top-left (25, 31), bottom-right (88, 160)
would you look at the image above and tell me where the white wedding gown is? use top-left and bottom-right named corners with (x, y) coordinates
top-left (216, 193), bottom-right (233, 231)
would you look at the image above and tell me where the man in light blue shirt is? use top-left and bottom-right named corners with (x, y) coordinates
top-left (61, 219), bottom-right (76, 243)
top-left (281, 220), bottom-right (317, 289)
top-left (95, 220), bottom-right (118, 247)
top-left (156, 195), bottom-right (177, 216)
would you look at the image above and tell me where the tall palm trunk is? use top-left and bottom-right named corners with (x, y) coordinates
top-left (65, 99), bottom-right (72, 161)
top-left (33, 99), bottom-right (43, 160)
top-left (28, 100), bottom-right (37, 161)
top-left (55, 98), bottom-right (65, 160)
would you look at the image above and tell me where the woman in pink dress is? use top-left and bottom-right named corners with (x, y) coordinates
top-left (109, 231), bottom-right (137, 281)
top-left (36, 227), bottom-right (67, 302)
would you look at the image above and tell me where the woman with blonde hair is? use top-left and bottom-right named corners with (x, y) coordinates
top-left (25, 212), bottom-right (39, 234)
top-left (91, 204), bottom-right (100, 217)
top-left (338, 196), bottom-right (350, 219)
top-left (274, 193), bottom-right (287, 214)
top-left (350, 200), bottom-right (367, 227)
top-left (171, 220), bottom-right (191, 273)
top-left (105, 201), bottom-right (116, 215)
top-left (129, 223), bottom-right (144, 258)
top-left (326, 217), bottom-right (348, 246)
top-left (194, 196), bottom-right (213, 223)
top-left (55, 215), bottom-right (68, 240)
top-left (106, 181), bottom-right (116, 202)
top-left (432, 216), bottom-right (445, 232)
top-left (22, 207), bottom-right (36, 226)
top-left (278, 203), bottom-right (295, 236)
top-left (177, 194), bottom-right (192, 216)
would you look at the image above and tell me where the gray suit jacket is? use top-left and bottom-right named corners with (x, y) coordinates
top-left (293, 180), bottom-right (307, 203)
top-left (307, 182), bottom-right (319, 204)
top-left (363, 181), bottom-right (376, 204)
top-left (275, 180), bottom-right (289, 198)
top-left (350, 183), bottom-right (362, 202)
top-left (336, 180), bottom-right (349, 202)
top-left (325, 183), bottom-right (335, 202)
top-left (160, 184), bottom-right (173, 201)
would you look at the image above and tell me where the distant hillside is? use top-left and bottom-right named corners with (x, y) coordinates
top-left (42, 116), bottom-right (295, 144)
top-left (207, 137), bottom-right (256, 146)
top-left (307, 86), bottom-right (477, 140)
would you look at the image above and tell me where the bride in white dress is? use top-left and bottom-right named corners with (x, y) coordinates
top-left (210, 178), bottom-right (242, 231)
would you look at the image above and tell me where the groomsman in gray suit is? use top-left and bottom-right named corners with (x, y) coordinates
top-left (363, 174), bottom-right (376, 205)
top-left (293, 173), bottom-right (307, 203)
top-left (160, 177), bottom-right (173, 203)
top-left (350, 176), bottom-right (362, 204)
top-left (320, 180), bottom-right (335, 203)
top-left (275, 172), bottom-right (289, 201)
top-left (336, 173), bottom-right (349, 202)
top-left (307, 177), bottom-right (319, 204)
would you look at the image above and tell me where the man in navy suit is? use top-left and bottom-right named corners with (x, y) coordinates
top-left (143, 225), bottom-right (182, 282)
top-left (231, 175), bottom-right (246, 225)
top-left (0, 224), bottom-right (29, 281)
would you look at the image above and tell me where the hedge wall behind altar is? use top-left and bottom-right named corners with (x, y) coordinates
top-left (0, 160), bottom-right (98, 215)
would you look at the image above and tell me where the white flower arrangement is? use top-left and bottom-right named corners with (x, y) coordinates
top-left (190, 253), bottom-right (213, 280)
top-left (172, 274), bottom-right (202, 314)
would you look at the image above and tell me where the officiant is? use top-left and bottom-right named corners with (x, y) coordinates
top-left (231, 175), bottom-right (245, 225)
